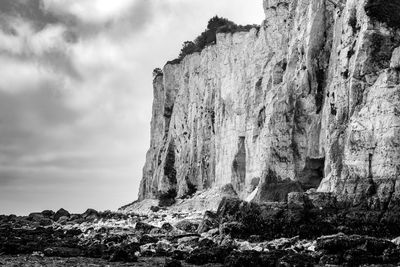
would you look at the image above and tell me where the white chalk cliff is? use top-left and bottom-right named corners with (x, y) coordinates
top-left (138, 0), bottom-right (400, 208)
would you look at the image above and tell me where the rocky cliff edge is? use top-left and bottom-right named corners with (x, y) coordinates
top-left (136, 0), bottom-right (400, 210)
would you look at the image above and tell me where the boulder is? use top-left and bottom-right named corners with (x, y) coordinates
top-left (28, 213), bottom-right (44, 221)
top-left (175, 220), bottom-right (199, 233)
top-left (39, 218), bottom-right (53, 226)
top-left (316, 233), bottom-right (396, 254)
top-left (306, 191), bottom-right (337, 209)
top-left (150, 206), bottom-right (160, 212)
top-left (197, 211), bottom-right (218, 233)
top-left (177, 236), bottom-right (199, 247)
top-left (135, 222), bottom-right (158, 234)
top-left (185, 246), bottom-right (233, 265)
top-left (82, 208), bottom-right (99, 220)
top-left (171, 250), bottom-right (189, 261)
top-left (28, 213), bottom-right (52, 226)
top-left (54, 208), bottom-right (70, 221)
top-left (41, 210), bottom-right (55, 218)
top-left (287, 192), bottom-right (307, 209)
top-left (156, 240), bottom-right (173, 253)
top-left (57, 216), bottom-right (69, 224)
top-left (220, 222), bottom-right (246, 237)
top-left (316, 233), bottom-right (398, 265)
top-left (139, 234), bottom-right (159, 245)
top-left (161, 222), bottom-right (174, 232)
top-left (150, 227), bottom-right (165, 235)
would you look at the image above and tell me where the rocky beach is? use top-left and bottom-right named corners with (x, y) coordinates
top-left (2, 187), bottom-right (400, 266)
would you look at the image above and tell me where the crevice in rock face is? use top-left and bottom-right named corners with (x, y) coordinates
top-left (256, 77), bottom-right (263, 89)
top-left (164, 105), bottom-right (174, 136)
top-left (253, 107), bottom-right (266, 142)
top-left (164, 106), bottom-right (173, 118)
top-left (210, 109), bottom-right (215, 134)
top-left (299, 157), bottom-right (325, 190)
top-left (315, 68), bottom-right (325, 114)
top-left (232, 136), bottom-right (246, 192)
top-left (164, 141), bottom-right (177, 186)
top-left (368, 153), bottom-right (373, 178)
top-left (330, 103), bottom-right (337, 115)
top-left (257, 107), bottom-right (266, 129)
top-left (273, 59), bottom-right (287, 85)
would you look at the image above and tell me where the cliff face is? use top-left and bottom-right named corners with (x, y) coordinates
top-left (139, 0), bottom-right (400, 208)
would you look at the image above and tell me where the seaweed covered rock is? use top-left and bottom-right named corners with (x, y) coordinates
top-left (316, 233), bottom-right (399, 265)
top-left (212, 196), bottom-right (400, 240)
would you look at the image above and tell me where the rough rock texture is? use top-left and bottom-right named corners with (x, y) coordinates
top-left (139, 0), bottom-right (400, 207)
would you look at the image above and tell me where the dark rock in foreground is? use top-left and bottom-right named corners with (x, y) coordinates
top-left (216, 193), bottom-right (400, 240)
top-left (2, 194), bottom-right (400, 266)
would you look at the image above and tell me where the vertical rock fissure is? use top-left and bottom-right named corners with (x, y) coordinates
top-left (315, 68), bottom-right (325, 114)
top-left (164, 141), bottom-right (177, 187)
top-left (368, 153), bottom-right (373, 178)
top-left (164, 105), bottom-right (174, 136)
top-left (232, 136), bottom-right (246, 192)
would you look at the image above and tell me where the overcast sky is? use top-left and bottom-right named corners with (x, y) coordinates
top-left (0, 0), bottom-right (264, 215)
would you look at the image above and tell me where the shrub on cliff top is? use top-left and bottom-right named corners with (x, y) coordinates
top-left (167, 16), bottom-right (258, 65)
top-left (365, 0), bottom-right (400, 29)
top-left (178, 41), bottom-right (200, 59)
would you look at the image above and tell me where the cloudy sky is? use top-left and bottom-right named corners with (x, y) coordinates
top-left (0, 0), bottom-right (264, 215)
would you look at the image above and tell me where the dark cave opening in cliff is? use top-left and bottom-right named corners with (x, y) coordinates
top-left (299, 157), bottom-right (325, 190)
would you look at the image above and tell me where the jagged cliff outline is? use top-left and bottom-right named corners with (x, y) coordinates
top-left (138, 0), bottom-right (400, 209)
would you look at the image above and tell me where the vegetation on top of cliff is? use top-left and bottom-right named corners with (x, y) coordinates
top-left (166, 16), bottom-right (259, 65)
top-left (365, 0), bottom-right (400, 29)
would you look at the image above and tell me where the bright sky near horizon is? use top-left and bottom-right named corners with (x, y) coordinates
top-left (0, 0), bottom-right (265, 215)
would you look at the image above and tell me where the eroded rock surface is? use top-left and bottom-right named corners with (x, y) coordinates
top-left (137, 0), bottom-right (400, 210)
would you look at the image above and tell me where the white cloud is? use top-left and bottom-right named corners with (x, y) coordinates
top-left (0, 0), bottom-right (264, 214)
top-left (30, 24), bottom-right (68, 54)
top-left (44, 0), bottom-right (135, 24)
top-left (0, 56), bottom-right (55, 93)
